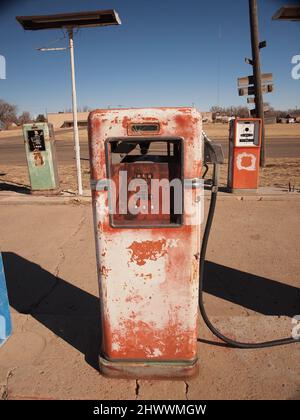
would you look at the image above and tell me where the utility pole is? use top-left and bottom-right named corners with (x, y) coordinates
top-left (68, 28), bottom-right (83, 196)
top-left (249, 0), bottom-right (266, 167)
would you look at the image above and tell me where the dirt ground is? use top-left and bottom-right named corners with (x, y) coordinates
top-left (215, 158), bottom-right (300, 190)
top-left (1, 123), bottom-right (299, 193)
top-left (203, 123), bottom-right (300, 139)
top-left (1, 157), bottom-right (300, 194)
top-left (1, 122), bottom-right (299, 141)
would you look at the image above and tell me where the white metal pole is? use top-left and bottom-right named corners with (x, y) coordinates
top-left (68, 28), bottom-right (83, 196)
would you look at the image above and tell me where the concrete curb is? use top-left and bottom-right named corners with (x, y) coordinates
top-left (0, 196), bottom-right (91, 205)
top-left (209, 193), bottom-right (300, 202)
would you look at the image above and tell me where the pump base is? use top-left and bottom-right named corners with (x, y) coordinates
top-left (99, 356), bottom-right (199, 380)
top-left (227, 187), bottom-right (258, 194)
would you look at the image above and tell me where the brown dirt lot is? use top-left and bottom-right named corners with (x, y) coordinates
top-left (216, 158), bottom-right (300, 190)
top-left (1, 158), bottom-right (299, 193)
top-left (0, 124), bottom-right (299, 192)
top-left (1, 122), bottom-right (300, 141)
top-left (203, 123), bottom-right (300, 139)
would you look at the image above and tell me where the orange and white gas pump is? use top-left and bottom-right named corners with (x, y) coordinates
top-left (227, 118), bottom-right (262, 192)
top-left (88, 107), bottom-right (203, 379)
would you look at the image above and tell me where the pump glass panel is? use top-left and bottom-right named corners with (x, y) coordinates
top-left (236, 121), bottom-right (259, 147)
top-left (27, 130), bottom-right (46, 151)
top-left (107, 138), bottom-right (183, 228)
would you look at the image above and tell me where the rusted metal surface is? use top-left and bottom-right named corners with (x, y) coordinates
top-left (33, 151), bottom-right (44, 166)
top-left (88, 108), bottom-right (203, 378)
top-left (99, 356), bottom-right (199, 380)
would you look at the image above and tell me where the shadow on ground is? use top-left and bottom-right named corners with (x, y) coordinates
top-left (2, 252), bottom-right (101, 371)
top-left (2, 253), bottom-right (299, 368)
top-left (203, 261), bottom-right (300, 317)
top-left (0, 182), bottom-right (30, 194)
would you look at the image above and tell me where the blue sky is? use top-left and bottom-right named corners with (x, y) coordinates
top-left (0, 0), bottom-right (299, 117)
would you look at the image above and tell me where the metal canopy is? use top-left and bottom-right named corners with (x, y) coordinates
top-left (16, 9), bottom-right (121, 30)
top-left (272, 5), bottom-right (300, 21)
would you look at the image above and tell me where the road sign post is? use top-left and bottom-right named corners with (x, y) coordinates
top-left (249, 0), bottom-right (266, 167)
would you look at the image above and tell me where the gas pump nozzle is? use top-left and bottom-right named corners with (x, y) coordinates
top-left (201, 131), bottom-right (224, 183)
top-left (202, 131), bottom-right (224, 165)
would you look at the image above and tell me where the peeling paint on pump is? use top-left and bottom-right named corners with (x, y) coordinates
top-left (88, 107), bottom-right (203, 379)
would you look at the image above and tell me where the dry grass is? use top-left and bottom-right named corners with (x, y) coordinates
top-left (1, 123), bottom-right (299, 143)
top-left (0, 161), bottom-right (91, 193)
top-left (0, 127), bottom-right (89, 141)
top-left (1, 158), bottom-right (299, 193)
top-left (55, 128), bottom-right (88, 141)
top-left (206, 158), bottom-right (300, 190)
top-left (203, 123), bottom-right (300, 139)
top-left (0, 128), bottom-right (22, 139)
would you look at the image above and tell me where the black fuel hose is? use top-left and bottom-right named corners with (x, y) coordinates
top-left (199, 163), bottom-right (300, 348)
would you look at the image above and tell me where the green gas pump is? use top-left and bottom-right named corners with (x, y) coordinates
top-left (23, 122), bottom-right (60, 194)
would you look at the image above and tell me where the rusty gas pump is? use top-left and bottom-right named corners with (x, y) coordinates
top-left (88, 107), bottom-right (203, 379)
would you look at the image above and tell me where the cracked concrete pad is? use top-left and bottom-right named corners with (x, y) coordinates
top-left (187, 345), bottom-right (300, 400)
top-left (0, 365), bottom-right (11, 386)
top-left (6, 354), bottom-right (136, 400)
top-left (1, 205), bottom-right (90, 316)
top-left (0, 384), bottom-right (7, 400)
top-left (0, 313), bottom-right (136, 400)
top-left (0, 331), bottom-right (46, 368)
top-left (47, 212), bottom-right (98, 297)
top-left (187, 316), bottom-right (300, 400)
top-left (0, 205), bottom-right (86, 274)
top-left (136, 380), bottom-right (187, 400)
top-left (206, 201), bottom-right (300, 293)
top-left (0, 202), bottom-right (299, 399)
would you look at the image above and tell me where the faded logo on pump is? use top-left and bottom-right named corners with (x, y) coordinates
top-left (236, 152), bottom-right (256, 171)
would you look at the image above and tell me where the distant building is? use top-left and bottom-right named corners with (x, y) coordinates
top-left (48, 110), bottom-right (215, 128)
top-left (214, 114), bottom-right (230, 124)
top-left (201, 112), bottom-right (213, 123)
top-left (47, 112), bottom-right (89, 129)
top-left (277, 115), bottom-right (297, 124)
top-left (277, 118), bottom-right (287, 124)
top-left (264, 116), bottom-right (277, 124)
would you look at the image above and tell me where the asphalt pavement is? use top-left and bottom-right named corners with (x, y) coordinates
top-left (0, 133), bottom-right (300, 165)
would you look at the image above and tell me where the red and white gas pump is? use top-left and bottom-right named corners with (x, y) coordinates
top-left (88, 107), bottom-right (203, 379)
top-left (227, 118), bottom-right (262, 192)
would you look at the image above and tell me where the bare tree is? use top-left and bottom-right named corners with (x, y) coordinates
top-left (81, 105), bottom-right (91, 112)
top-left (210, 105), bottom-right (250, 119)
top-left (18, 111), bottom-right (31, 125)
top-left (35, 114), bottom-right (47, 123)
top-left (210, 105), bottom-right (224, 114)
top-left (0, 99), bottom-right (17, 129)
top-left (210, 104), bottom-right (300, 121)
